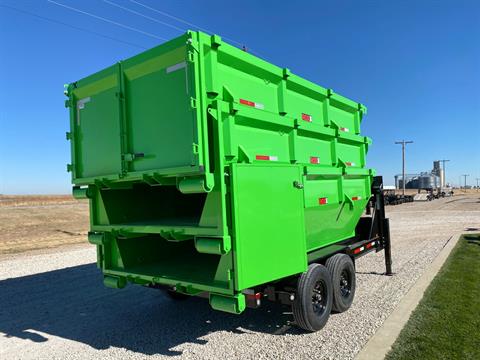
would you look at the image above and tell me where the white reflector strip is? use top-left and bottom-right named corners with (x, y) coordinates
top-left (166, 61), bottom-right (186, 73)
top-left (340, 127), bottom-right (350, 132)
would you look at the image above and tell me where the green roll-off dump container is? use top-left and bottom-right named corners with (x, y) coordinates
top-left (66, 31), bottom-right (385, 331)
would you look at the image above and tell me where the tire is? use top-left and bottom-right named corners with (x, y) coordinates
top-left (325, 254), bottom-right (356, 313)
top-left (166, 289), bottom-right (189, 300)
top-left (292, 264), bottom-right (333, 332)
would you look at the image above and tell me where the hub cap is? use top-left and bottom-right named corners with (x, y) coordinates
top-left (312, 280), bottom-right (327, 315)
top-left (339, 269), bottom-right (351, 298)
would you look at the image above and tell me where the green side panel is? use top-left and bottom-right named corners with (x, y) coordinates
top-left (294, 125), bottom-right (336, 166)
top-left (231, 164), bottom-right (307, 290)
top-left (70, 34), bottom-right (205, 184)
top-left (123, 45), bottom-right (199, 172)
top-left (198, 32), bottom-right (373, 256)
top-left (72, 67), bottom-right (121, 178)
top-left (302, 172), bottom-right (371, 251)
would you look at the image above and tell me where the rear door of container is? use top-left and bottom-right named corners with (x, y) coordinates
top-left (70, 34), bottom-right (205, 182)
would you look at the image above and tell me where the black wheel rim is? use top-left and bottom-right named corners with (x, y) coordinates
top-left (339, 269), bottom-right (351, 298)
top-left (311, 280), bottom-right (328, 315)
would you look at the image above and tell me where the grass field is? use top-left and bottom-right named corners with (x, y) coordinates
top-left (386, 233), bottom-right (480, 360)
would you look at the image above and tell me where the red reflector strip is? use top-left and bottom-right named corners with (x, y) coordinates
top-left (310, 156), bottom-right (319, 164)
top-left (351, 196), bottom-right (362, 201)
top-left (340, 127), bottom-right (350, 132)
top-left (301, 113), bottom-right (312, 122)
top-left (240, 98), bottom-right (254, 107)
top-left (345, 162), bottom-right (355, 167)
top-left (240, 98), bottom-right (264, 109)
top-left (318, 197), bottom-right (328, 205)
top-left (256, 155), bottom-right (278, 161)
top-left (366, 243), bottom-right (373, 249)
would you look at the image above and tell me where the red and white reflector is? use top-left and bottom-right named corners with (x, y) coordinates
top-left (318, 197), bottom-right (328, 205)
top-left (345, 162), bottom-right (355, 167)
top-left (353, 246), bottom-right (365, 255)
top-left (256, 155), bottom-right (278, 161)
top-left (351, 196), bottom-right (362, 201)
top-left (340, 127), bottom-right (350, 132)
top-left (240, 98), bottom-right (264, 110)
top-left (366, 242), bottom-right (373, 249)
top-left (310, 156), bottom-right (320, 164)
top-left (246, 292), bottom-right (262, 300)
top-left (301, 113), bottom-right (313, 122)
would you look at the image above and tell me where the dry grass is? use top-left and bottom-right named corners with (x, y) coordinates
top-left (0, 195), bottom-right (77, 207)
top-left (0, 195), bottom-right (89, 254)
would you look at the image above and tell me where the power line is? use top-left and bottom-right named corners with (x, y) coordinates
top-left (103, 0), bottom-right (184, 33)
top-left (129, 0), bottom-right (247, 48)
top-left (0, 4), bottom-right (146, 50)
top-left (47, 0), bottom-right (167, 41)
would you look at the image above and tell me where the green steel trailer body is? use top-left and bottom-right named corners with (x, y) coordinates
top-left (66, 31), bottom-right (392, 331)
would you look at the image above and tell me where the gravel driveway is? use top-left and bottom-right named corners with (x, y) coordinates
top-left (1, 195), bottom-right (479, 359)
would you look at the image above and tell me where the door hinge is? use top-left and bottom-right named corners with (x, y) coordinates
top-left (192, 143), bottom-right (199, 154)
top-left (190, 97), bottom-right (197, 109)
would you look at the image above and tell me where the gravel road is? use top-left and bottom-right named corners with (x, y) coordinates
top-left (1, 195), bottom-right (479, 359)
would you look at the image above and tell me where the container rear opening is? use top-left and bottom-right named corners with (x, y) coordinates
top-left (98, 183), bottom-right (207, 227)
top-left (97, 184), bottom-right (229, 289)
top-left (111, 235), bottom-right (223, 287)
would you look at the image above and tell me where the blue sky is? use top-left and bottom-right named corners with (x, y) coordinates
top-left (0, 0), bottom-right (479, 194)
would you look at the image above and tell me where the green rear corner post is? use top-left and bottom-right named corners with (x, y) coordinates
top-left (210, 293), bottom-right (246, 314)
top-left (66, 30), bottom-right (374, 315)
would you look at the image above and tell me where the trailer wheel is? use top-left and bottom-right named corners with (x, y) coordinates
top-left (292, 263), bottom-right (333, 332)
top-left (326, 254), bottom-right (356, 313)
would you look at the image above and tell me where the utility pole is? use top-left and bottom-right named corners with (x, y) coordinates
top-left (438, 159), bottom-right (450, 187)
top-left (395, 140), bottom-right (413, 196)
top-left (461, 174), bottom-right (469, 192)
